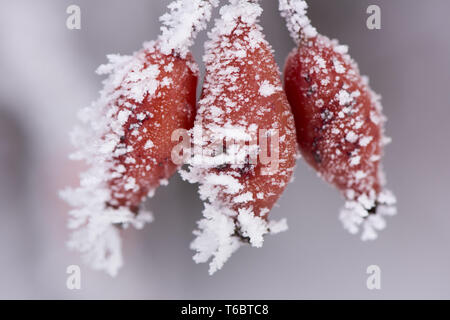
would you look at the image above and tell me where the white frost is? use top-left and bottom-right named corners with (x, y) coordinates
top-left (339, 190), bottom-right (397, 241)
top-left (60, 48), bottom-right (159, 275)
top-left (190, 203), bottom-right (288, 275)
top-left (279, 0), bottom-right (317, 44)
top-left (359, 136), bottom-right (373, 147)
top-left (144, 139), bottom-right (154, 150)
top-left (337, 89), bottom-right (352, 106)
top-left (345, 131), bottom-right (359, 143)
top-left (259, 80), bottom-right (281, 97)
top-left (158, 0), bottom-right (219, 58)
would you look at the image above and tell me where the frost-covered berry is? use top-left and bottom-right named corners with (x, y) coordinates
top-left (60, 0), bottom-right (217, 276)
top-left (281, 0), bottom-right (396, 240)
top-left (105, 44), bottom-right (197, 212)
top-left (181, 0), bottom-right (297, 274)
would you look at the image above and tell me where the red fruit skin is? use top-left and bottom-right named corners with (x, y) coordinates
top-left (284, 35), bottom-right (383, 201)
top-left (108, 49), bottom-right (197, 211)
top-left (197, 22), bottom-right (297, 219)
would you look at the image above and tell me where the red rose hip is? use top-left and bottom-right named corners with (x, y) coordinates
top-left (280, 0), bottom-right (396, 240)
top-left (182, 0), bottom-right (297, 274)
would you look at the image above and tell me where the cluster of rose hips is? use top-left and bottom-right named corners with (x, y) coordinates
top-left (62, 0), bottom-right (396, 276)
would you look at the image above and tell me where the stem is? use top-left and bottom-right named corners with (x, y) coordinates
top-left (158, 0), bottom-right (218, 57)
top-left (279, 0), bottom-right (317, 45)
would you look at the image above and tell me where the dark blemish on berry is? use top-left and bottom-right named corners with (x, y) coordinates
top-left (233, 228), bottom-right (251, 244)
top-left (215, 163), bottom-right (231, 171)
top-left (311, 136), bottom-right (323, 164)
top-left (303, 74), bottom-right (311, 83)
top-left (312, 136), bottom-right (322, 148)
top-left (368, 205), bottom-right (377, 215)
top-left (313, 150), bottom-right (322, 164)
top-left (238, 162), bottom-right (254, 177)
top-left (321, 109), bottom-right (333, 123)
top-left (318, 126), bottom-right (327, 134)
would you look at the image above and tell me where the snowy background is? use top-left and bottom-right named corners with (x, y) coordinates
top-left (0, 0), bottom-right (449, 299)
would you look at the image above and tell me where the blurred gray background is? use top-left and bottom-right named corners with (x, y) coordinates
top-left (0, 0), bottom-right (449, 299)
